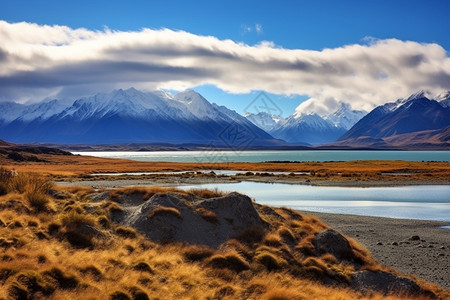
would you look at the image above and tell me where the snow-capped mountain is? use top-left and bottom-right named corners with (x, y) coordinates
top-left (264, 102), bottom-right (366, 145)
top-left (244, 112), bottom-right (285, 132)
top-left (270, 113), bottom-right (347, 145)
top-left (338, 91), bottom-right (450, 144)
top-left (0, 88), bottom-right (280, 146)
top-left (323, 102), bottom-right (367, 130)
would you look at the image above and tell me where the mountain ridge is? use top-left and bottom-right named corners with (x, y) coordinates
top-left (0, 88), bottom-right (281, 146)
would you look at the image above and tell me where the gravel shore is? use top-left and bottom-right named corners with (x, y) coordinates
top-left (308, 211), bottom-right (450, 290)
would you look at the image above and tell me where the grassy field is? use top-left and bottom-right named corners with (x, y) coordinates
top-left (1, 170), bottom-right (448, 299)
top-left (1, 151), bottom-right (450, 183)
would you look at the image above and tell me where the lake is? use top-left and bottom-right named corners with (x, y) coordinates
top-left (73, 150), bottom-right (450, 163)
top-left (179, 182), bottom-right (450, 221)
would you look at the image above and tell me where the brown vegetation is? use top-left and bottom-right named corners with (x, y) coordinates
top-left (0, 173), bottom-right (448, 299)
top-left (1, 149), bottom-right (449, 185)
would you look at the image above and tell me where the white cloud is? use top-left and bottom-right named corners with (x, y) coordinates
top-left (0, 21), bottom-right (449, 114)
top-left (255, 24), bottom-right (263, 34)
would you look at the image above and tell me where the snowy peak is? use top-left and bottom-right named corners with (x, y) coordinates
top-left (324, 102), bottom-right (367, 130)
top-left (244, 112), bottom-right (284, 132)
top-left (173, 90), bottom-right (218, 119)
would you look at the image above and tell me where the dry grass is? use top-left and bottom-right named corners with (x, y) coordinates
top-left (109, 186), bottom-right (180, 202)
top-left (0, 176), bottom-right (448, 299)
top-left (148, 206), bottom-right (182, 219)
top-left (2, 151), bottom-right (449, 184)
top-left (188, 187), bottom-right (225, 199)
top-left (196, 207), bottom-right (218, 223)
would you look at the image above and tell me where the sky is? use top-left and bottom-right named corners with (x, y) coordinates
top-left (1, 0), bottom-right (450, 116)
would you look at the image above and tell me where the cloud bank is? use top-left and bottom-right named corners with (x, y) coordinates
top-left (1, 21), bottom-right (449, 114)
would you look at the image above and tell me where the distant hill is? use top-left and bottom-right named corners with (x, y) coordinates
top-left (334, 91), bottom-right (450, 148)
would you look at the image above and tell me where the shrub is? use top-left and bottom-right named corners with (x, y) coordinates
top-left (206, 252), bottom-right (250, 273)
top-left (132, 262), bottom-right (154, 274)
top-left (278, 226), bottom-right (296, 243)
top-left (263, 233), bottom-right (283, 248)
top-left (60, 210), bottom-right (96, 229)
top-left (115, 226), bottom-right (137, 239)
top-left (78, 265), bottom-right (103, 281)
top-left (295, 237), bottom-right (315, 256)
top-left (9, 172), bottom-right (53, 195)
top-left (196, 207), bottom-right (218, 223)
top-left (234, 226), bottom-right (267, 247)
top-left (0, 167), bottom-right (13, 186)
top-left (188, 188), bottom-right (225, 199)
top-left (255, 250), bottom-right (287, 271)
top-left (148, 206), bottom-right (181, 219)
top-left (60, 211), bottom-right (98, 248)
top-left (0, 182), bottom-right (8, 196)
top-left (42, 267), bottom-right (79, 290)
top-left (25, 191), bottom-right (50, 212)
top-left (110, 291), bottom-right (132, 300)
top-left (183, 245), bottom-right (214, 262)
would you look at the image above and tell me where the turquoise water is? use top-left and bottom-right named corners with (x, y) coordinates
top-left (73, 150), bottom-right (450, 163)
top-left (179, 182), bottom-right (450, 221)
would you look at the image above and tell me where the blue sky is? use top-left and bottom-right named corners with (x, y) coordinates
top-left (1, 0), bottom-right (450, 116)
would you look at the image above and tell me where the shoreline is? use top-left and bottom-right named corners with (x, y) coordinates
top-left (306, 211), bottom-right (450, 290)
top-left (56, 173), bottom-right (450, 188)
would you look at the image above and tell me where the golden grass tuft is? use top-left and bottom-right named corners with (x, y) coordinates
top-left (196, 207), bottom-right (218, 223)
top-left (115, 226), bottom-right (138, 239)
top-left (183, 245), bottom-right (215, 262)
top-left (254, 250), bottom-right (287, 271)
top-left (187, 187), bottom-right (225, 199)
top-left (206, 251), bottom-right (250, 273)
top-left (263, 233), bottom-right (284, 248)
top-left (110, 186), bottom-right (180, 202)
top-left (25, 191), bottom-right (51, 212)
top-left (148, 206), bottom-right (182, 219)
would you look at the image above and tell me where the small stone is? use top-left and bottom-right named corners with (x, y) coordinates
top-left (409, 235), bottom-right (420, 241)
top-left (438, 253), bottom-right (445, 257)
top-left (428, 245), bottom-right (434, 248)
top-left (439, 246), bottom-right (446, 249)
top-left (376, 242), bottom-right (383, 245)
top-left (391, 242), bottom-right (399, 246)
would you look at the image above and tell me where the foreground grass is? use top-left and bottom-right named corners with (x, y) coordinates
top-left (0, 171), bottom-right (448, 299)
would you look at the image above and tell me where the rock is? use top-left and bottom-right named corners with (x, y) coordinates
top-left (313, 229), bottom-right (353, 260)
top-left (90, 191), bottom-right (110, 202)
top-left (409, 235), bottom-right (420, 241)
top-left (391, 242), bottom-right (398, 246)
top-left (376, 242), bottom-right (383, 245)
top-left (440, 246), bottom-right (446, 249)
top-left (124, 192), bottom-right (265, 248)
top-left (351, 270), bottom-right (430, 296)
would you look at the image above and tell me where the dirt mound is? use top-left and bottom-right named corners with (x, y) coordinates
top-left (123, 192), bottom-right (265, 248)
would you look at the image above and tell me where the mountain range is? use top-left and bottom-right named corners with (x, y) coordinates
top-left (0, 88), bottom-right (280, 146)
top-left (334, 91), bottom-right (450, 148)
top-left (0, 88), bottom-right (448, 149)
top-left (245, 102), bottom-right (366, 145)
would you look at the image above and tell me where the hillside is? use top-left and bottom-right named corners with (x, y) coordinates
top-left (0, 173), bottom-right (447, 299)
